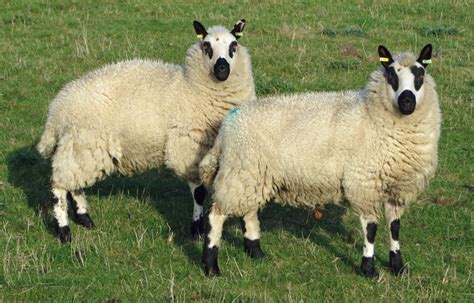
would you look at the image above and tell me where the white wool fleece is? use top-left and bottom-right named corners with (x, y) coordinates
top-left (37, 32), bottom-right (256, 191)
top-left (200, 52), bottom-right (441, 218)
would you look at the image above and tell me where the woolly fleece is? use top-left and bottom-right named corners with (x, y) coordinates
top-left (200, 52), bottom-right (441, 220)
top-left (37, 27), bottom-right (256, 191)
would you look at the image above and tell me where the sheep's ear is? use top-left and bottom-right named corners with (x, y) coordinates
top-left (378, 45), bottom-right (394, 69)
top-left (193, 20), bottom-right (208, 40)
top-left (230, 19), bottom-right (246, 40)
top-left (417, 43), bottom-right (432, 68)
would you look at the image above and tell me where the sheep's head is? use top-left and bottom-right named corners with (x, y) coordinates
top-left (193, 19), bottom-right (246, 81)
top-left (378, 44), bottom-right (432, 115)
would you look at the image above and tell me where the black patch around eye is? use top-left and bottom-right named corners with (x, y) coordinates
top-left (229, 41), bottom-right (237, 58)
top-left (386, 66), bottom-right (399, 91)
top-left (410, 66), bottom-right (425, 91)
top-left (202, 41), bottom-right (213, 59)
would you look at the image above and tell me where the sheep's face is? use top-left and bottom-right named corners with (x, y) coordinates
top-left (201, 32), bottom-right (238, 81)
top-left (193, 20), bottom-right (246, 82)
top-left (385, 62), bottom-right (426, 115)
top-left (378, 44), bottom-right (432, 115)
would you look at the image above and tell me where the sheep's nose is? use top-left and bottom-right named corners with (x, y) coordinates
top-left (397, 90), bottom-right (416, 115)
top-left (213, 58), bottom-right (230, 81)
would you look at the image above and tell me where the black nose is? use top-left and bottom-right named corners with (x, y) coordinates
top-left (397, 90), bottom-right (416, 115)
top-left (213, 58), bottom-right (230, 81)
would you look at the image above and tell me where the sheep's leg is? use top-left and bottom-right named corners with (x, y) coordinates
top-left (243, 210), bottom-right (265, 259)
top-left (202, 208), bottom-right (227, 276)
top-left (385, 202), bottom-right (408, 275)
top-left (359, 216), bottom-right (378, 277)
top-left (68, 190), bottom-right (95, 229)
top-left (51, 186), bottom-right (71, 243)
top-left (188, 182), bottom-right (207, 240)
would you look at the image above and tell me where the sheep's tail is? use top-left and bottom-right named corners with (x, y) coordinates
top-left (199, 138), bottom-right (222, 189)
top-left (36, 122), bottom-right (58, 159)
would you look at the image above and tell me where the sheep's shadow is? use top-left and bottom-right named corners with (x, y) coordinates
top-left (258, 203), bottom-right (364, 274)
top-left (7, 145), bottom-right (376, 274)
top-left (6, 145), bottom-right (204, 264)
top-left (6, 146), bottom-right (56, 234)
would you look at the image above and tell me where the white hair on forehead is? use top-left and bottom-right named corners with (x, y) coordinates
top-left (394, 52), bottom-right (418, 67)
top-left (207, 25), bottom-right (230, 34)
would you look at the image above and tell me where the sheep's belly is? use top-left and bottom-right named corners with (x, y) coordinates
top-left (276, 182), bottom-right (343, 209)
top-left (116, 143), bottom-right (166, 175)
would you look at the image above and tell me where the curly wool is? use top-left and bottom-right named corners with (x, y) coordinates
top-left (37, 34), bottom-right (255, 191)
top-left (201, 52), bottom-right (441, 219)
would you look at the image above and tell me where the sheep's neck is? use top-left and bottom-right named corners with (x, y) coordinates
top-left (363, 80), bottom-right (440, 203)
top-left (184, 47), bottom-right (255, 130)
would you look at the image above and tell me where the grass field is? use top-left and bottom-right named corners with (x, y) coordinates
top-left (1, 0), bottom-right (473, 301)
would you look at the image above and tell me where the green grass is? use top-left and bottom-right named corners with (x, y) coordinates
top-left (1, 0), bottom-right (473, 301)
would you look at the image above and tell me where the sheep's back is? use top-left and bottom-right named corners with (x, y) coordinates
top-left (218, 91), bottom-right (371, 206)
top-left (45, 59), bottom-right (189, 173)
top-left (50, 59), bottom-right (183, 128)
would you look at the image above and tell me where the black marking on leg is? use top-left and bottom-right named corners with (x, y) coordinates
top-left (191, 217), bottom-right (204, 241)
top-left (51, 193), bottom-right (59, 206)
top-left (67, 192), bottom-right (96, 229)
top-left (202, 217), bottom-right (220, 276)
top-left (66, 192), bottom-right (73, 204)
top-left (360, 256), bottom-right (378, 278)
top-left (55, 223), bottom-right (71, 243)
top-left (76, 213), bottom-right (96, 229)
top-left (51, 193), bottom-right (71, 242)
top-left (194, 185), bottom-right (207, 206)
top-left (390, 219), bottom-right (400, 241)
top-left (366, 222), bottom-right (377, 244)
top-left (240, 217), bottom-right (246, 234)
top-left (389, 250), bottom-right (408, 276)
top-left (244, 238), bottom-right (265, 259)
top-left (202, 243), bottom-right (220, 276)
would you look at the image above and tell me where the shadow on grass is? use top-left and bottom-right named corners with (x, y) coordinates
top-left (8, 145), bottom-right (367, 274)
top-left (6, 145), bottom-right (204, 266)
top-left (259, 203), bottom-right (364, 274)
top-left (6, 145), bottom-right (56, 234)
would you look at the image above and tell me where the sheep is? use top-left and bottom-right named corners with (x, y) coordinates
top-left (36, 19), bottom-right (256, 243)
top-left (200, 44), bottom-right (441, 277)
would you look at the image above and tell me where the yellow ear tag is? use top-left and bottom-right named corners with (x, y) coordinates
top-left (235, 32), bottom-right (243, 37)
top-left (196, 34), bottom-right (204, 39)
top-left (379, 57), bottom-right (390, 62)
top-left (422, 59), bottom-right (432, 64)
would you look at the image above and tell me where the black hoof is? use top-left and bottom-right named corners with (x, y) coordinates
top-left (76, 213), bottom-right (96, 229)
top-left (57, 225), bottom-right (72, 243)
top-left (202, 245), bottom-right (220, 276)
top-left (244, 238), bottom-right (265, 259)
top-left (191, 217), bottom-right (204, 241)
top-left (389, 250), bottom-right (408, 276)
top-left (361, 256), bottom-right (378, 278)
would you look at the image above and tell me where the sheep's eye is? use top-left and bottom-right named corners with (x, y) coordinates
top-left (386, 66), bottom-right (399, 91)
top-left (229, 41), bottom-right (238, 58)
top-left (202, 41), bottom-right (213, 59)
top-left (410, 66), bottom-right (425, 91)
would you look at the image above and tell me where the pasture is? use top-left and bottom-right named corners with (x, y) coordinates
top-left (1, 0), bottom-right (472, 301)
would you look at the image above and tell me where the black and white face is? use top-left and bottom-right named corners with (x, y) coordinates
top-left (193, 19), bottom-right (246, 82)
top-left (378, 44), bottom-right (432, 115)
